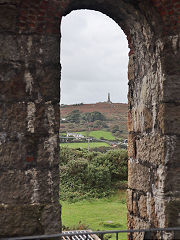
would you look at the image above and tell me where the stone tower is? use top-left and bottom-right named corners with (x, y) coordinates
top-left (107, 92), bottom-right (112, 103)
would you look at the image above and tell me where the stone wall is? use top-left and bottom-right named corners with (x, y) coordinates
top-left (0, 0), bottom-right (180, 238)
top-left (0, 0), bottom-right (61, 236)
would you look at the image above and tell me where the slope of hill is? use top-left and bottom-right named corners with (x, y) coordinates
top-left (61, 102), bottom-right (127, 115)
top-left (60, 102), bottom-right (128, 138)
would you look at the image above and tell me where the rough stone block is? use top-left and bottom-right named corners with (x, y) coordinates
top-left (0, 103), bottom-right (27, 133)
top-left (138, 195), bottom-right (147, 219)
top-left (165, 136), bottom-right (180, 193)
top-left (32, 103), bottom-right (60, 135)
top-left (128, 133), bottom-right (136, 158)
top-left (0, 203), bottom-right (61, 237)
top-left (158, 103), bottom-right (180, 135)
top-left (127, 103), bottom-right (153, 133)
top-left (0, 34), bottom-right (60, 64)
top-left (0, 139), bottom-right (26, 169)
top-left (0, 63), bottom-right (27, 102)
top-left (128, 54), bottom-right (135, 81)
top-left (142, 107), bottom-right (153, 131)
top-left (136, 133), bottom-right (164, 165)
top-left (163, 75), bottom-right (180, 103)
top-left (127, 213), bottom-right (151, 240)
top-left (0, 0), bottom-right (20, 3)
top-left (0, 168), bottom-right (59, 204)
top-left (128, 110), bottom-right (133, 132)
top-left (0, 133), bottom-right (60, 169)
top-left (41, 203), bottom-right (62, 234)
top-left (0, 6), bottom-right (17, 32)
top-left (0, 62), bottom-right (60, 102)
top-left (37, 135), bottom-right (60, 167)
top-left (128, 160), bottom-right (151, 192)
top-left (36, 64), bottom-right (60, 102)
top-left (166, 200), bottom-right (180, 227)
top-left (0, 204), bottom-right (43, 237)
top-left (0, 35), bottom-right (20, 62)
top-left (133, 196), bottom-right (138, 215)
top-left (126, 189), bottom-right (133, 213)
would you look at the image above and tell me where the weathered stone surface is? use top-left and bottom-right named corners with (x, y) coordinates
top-left (128, 160), bottom-right (151, 192)
top-left (128, 54), bottom-right (135, 81)
top-left (0, 203), bottom-right (61, 237)
top-left (0, 63), bottom-right (60, 102)
top-left (0, 204), bottom-right (44, 237)
top-left (0, 134), bottom-right (60, 168)
top-left (0, 102), bottom-right (59, 137)
top-left (163, 75), bottom-right (180, 103)
top-left (136, 133), bottom-right (164, 165)
top-left (164, 135), bottom-right (180, 194)
top-left (126, 189), bottom-right (133, 213)
top-left (0, 34), bottom-right (60, 64)
top-left (158, 103), bottom-right (180, 135)
top-left (138, 195), bottom-right (147, 220)
top-left (0, 169), bottom-right (59, 204)
top-left (166, 200), bottom-right (180, 228)
top-left (128, 133), bottom-right (136, 158)
top-left (0, 0), bottom-right (20, 4)
top-left (0, 63), bottom-right (26, 101)
top-left (0, 6), bottom-right (17, 32)
top-left (0, 103), bottom-right (27, 133)
top-left (41, 204), bottom-right (62, 234)
top-left (132, 193), bottom-right (138, 215)
top-left (127, 213), bottom-right (151, 240)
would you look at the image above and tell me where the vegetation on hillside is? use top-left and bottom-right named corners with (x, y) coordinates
top-left (60, 103), bottom-right (128, 139)
top-left (60, 147), bottom-right (128, 202)
top-left (65, 110), bottom-right (106, 123)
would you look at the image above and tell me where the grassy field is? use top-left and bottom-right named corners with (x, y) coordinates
top-left (79, 130), bottom-right (116, 140)
top-left (60, 142), bottom-right (110, 149)
top-left (61, 191), bottom-right (127, 240)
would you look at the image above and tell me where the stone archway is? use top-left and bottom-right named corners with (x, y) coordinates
top-left (0, 0), bottom-right (180, 238)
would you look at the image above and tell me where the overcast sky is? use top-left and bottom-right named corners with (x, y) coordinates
top-left (60, 10), bottom-right (129, 104)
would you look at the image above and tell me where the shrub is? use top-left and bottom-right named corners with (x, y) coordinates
top-left (60, 147), bottom-right (128, 202)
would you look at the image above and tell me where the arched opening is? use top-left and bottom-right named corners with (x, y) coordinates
top-left (60, 10), bottom-right (129, 239)
top-left (60, 10), bottom-right (129, 105)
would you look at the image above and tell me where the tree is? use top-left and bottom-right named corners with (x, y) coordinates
top-left (82, 111), bottom-right (106, 122)
top-left (111, 125), bottom-right (119, 133)
top-left (66, 110), bottom-right (81, 123)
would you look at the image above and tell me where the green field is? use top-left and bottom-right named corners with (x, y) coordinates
top-left (79, 130), bottom-right (116, 140)
top-left (60, 142), bottom-right (110, 149)
top-left (61, 191), bottom-right (127, 240)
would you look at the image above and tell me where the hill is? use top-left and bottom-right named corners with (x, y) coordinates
top-left (60, 102), bottom-right (128, 139)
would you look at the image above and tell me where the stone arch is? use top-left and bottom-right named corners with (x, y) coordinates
top-left (0, 0), bottom-right (180, 238)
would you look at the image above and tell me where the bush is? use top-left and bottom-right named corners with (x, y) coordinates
top-left (60, 147), bottom-right (128, 201)
top-left (111, 125), bottom-right (119, 133)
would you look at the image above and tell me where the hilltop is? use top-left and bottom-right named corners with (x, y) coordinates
top-left (60, 102), bottom-right (128, 138)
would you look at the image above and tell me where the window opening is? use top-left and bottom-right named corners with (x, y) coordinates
top-left (60, 10), bottom-right (129, 240)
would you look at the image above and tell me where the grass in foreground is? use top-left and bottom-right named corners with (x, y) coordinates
top-left (60, 142), bottom-right (110, 149)
top-left (61, 191), bottom-right (127, 240)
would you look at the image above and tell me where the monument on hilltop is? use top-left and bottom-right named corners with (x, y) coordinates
top-left (107, 92), bottom-right (112, 103)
